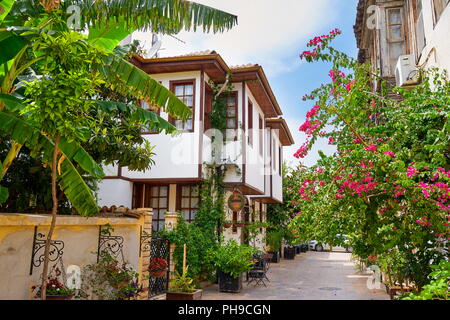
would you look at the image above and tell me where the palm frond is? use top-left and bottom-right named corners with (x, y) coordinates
top-left (63, 0), bottom-right (237, 34)
top-left (100, 53), bottom-right (192, 120)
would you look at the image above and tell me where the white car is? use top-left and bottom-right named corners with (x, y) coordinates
top-left (309, 235), bottom-right (353, 252)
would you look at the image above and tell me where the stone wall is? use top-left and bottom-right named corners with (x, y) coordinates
top-left (0, 209), bottom-right (153, 300)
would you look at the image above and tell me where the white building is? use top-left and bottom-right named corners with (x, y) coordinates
top-left (97, 51), bottom-right (294, 249)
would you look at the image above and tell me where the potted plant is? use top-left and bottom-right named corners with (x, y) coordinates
top-left (148, 257), bottom-right (168, 278)
top-left (284, 246), bottom-right (296, 260)
top-left (233, 220), bottom-right (246, 228)
top-left (166, 267), bottom-right (203, 300)
top-left (79, 253), bottom-right (143, 300)
top-left (33, 276), bottom-right (75, 300)
top-left (223, 221), bottom-right (233, 229)
top-left (208, 240), bottom-right (255, 293)
top-left (265, 231), bottom-right (283, 263)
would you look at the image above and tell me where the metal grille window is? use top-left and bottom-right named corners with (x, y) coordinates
top-left (170, 81), bottom-right (195, 131)
top-left (145, 186), bottom-right (168, 232)
top-left (433, 0), bottom-right (450, 25)
top-left (178, 185), bottom-right (200, 223)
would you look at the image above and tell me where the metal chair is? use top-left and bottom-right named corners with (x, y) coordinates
top-left (247, 258), bottom-right (270, 287)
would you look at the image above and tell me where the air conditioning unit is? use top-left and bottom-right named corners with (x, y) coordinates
top-left (395, 55), bottom-right (420, 87)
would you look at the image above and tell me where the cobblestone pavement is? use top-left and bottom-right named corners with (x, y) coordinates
top-left (202, 250), bottom-right (390, 300)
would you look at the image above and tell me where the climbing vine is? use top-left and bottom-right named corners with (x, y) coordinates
top-left (160, 78), bottom-right (236, 282)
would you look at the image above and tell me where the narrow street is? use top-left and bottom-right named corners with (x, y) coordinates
top-left (202, 250), bottom-right (390, 300)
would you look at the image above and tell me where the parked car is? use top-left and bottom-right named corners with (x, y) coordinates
top-left (308, 235), bottom-right (353, 252)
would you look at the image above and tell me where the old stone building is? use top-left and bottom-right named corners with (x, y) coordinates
top-left (354, 0), bottom-right (450, 86)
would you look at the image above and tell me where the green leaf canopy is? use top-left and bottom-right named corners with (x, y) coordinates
top-left (0, 111), bottom-right (101, 216)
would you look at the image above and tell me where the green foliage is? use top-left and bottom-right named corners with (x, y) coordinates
top-left (288, 30), bottom-right (449, 291)
top-left (169, 267), bottom-right (198, 293)
top-left (79, 252), bottom-right (142, 300)
top-left (401, 260), bottom-right (450, 300)
top-left (61, 0), bottom-right (237, 35)
top-left (207, 240), bottom-right (255, 278)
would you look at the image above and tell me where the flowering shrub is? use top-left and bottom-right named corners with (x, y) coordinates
top-left (80, 253), bottom-right (143, 300)
top-left (148, 257), bottom-right (168, 271)
top-left (33, 275), bottom-right (75, 298)
top-left (288, 30), bottom-right (449, 291)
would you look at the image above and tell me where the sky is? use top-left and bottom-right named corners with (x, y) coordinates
top-left (134, 0), bottom-right (359, 167)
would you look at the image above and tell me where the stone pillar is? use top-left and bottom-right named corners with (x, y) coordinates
top-left (164, 213), bottom-right (178, 281)
top-left (134, 208), bottom-right (153, 300)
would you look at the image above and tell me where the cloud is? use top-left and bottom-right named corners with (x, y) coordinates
top-left (134, 0), bottom-right (337, 77)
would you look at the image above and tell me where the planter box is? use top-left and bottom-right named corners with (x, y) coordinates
top-left (46, 294), bottom-right (74, 300)
top-left (284, 247), bottom-right (296, 260)
top-left (166, 289), bottom-right (203, 300)
top-left (300, 244), bottom-right (308, 252)
top-left (295, 245), bottom-right (301, 254)
top-left (268, 251), bottom-right (280, 263)
top-left (218, 271), bottom-right (242, 293)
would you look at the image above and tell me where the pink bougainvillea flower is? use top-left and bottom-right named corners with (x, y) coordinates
top-left (364, 144), bottom-right (378, 151)
top-left (328, 137), bottom-right (335, 145)
top-left (383, 151), bottom-right (395, 157)
top-left (345, 80), bottom-right (356, 92)
top-left (407, 166), bottom-right (418, 177)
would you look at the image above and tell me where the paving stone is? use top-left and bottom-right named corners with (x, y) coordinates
top-left (202, 251), bottom-right (390, 300)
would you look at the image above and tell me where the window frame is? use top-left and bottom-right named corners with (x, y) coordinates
top-left (278, 146), bottom-right (282, 175)
top-left (136, 184), bottom-right (169, 232)
top-left (248, 100), bottom-right (253, 146)
top-left (176, 184), bottom-right (200, 223)
top-left (258, 114), bottom-right (264, 157)
top-left (386, 7), bottom-right (405, 43)
top-left (169, 79), bottom-right (196, 133)
top-left (432, 0), bottom-right (450, 26)
top-left (224, 91), bottom-right (239, 141)
top-left (140, 99), bottom-right (162, 135)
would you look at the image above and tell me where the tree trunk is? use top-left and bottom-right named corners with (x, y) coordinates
top-left (40, 134), bottom-right (61, 300)
top-left (0, 142), bottom-right (22, 179)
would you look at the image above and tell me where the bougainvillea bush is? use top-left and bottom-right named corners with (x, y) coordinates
top-left (288, 30), bottom-right (449, 291)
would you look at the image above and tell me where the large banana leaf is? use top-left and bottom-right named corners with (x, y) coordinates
top-left (63, 0), bottom-right (237, 34)
top-left (87, 18), bottom-right (133, 52)
top-left (94, 100), bottom-right (178, 134)
top-left (0, 111), bottom-right (101, 216)
top-left (0, 0), bottom-right (15, 22)
top-left (100, 53), bottom-right (192, 120)
top-left (0, 31), bottom-right (27, 65)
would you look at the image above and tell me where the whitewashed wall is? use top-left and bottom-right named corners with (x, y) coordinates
top-left (97, 179), bottom-right (133, 208)
top-left (420, 2), bottom-right (450, 73)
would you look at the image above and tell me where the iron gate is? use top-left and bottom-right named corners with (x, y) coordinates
top-left (148, 235), bottom-right (170, 298)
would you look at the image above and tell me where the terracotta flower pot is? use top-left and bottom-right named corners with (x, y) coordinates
top-left (46, 294), bottom-right (74, 300)
top-left (149, 269), bottom-right (167, 278)
top-left (223, 223), bottom-right (232, 228)
top-left (166, 289), bottom-right (203, 300)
